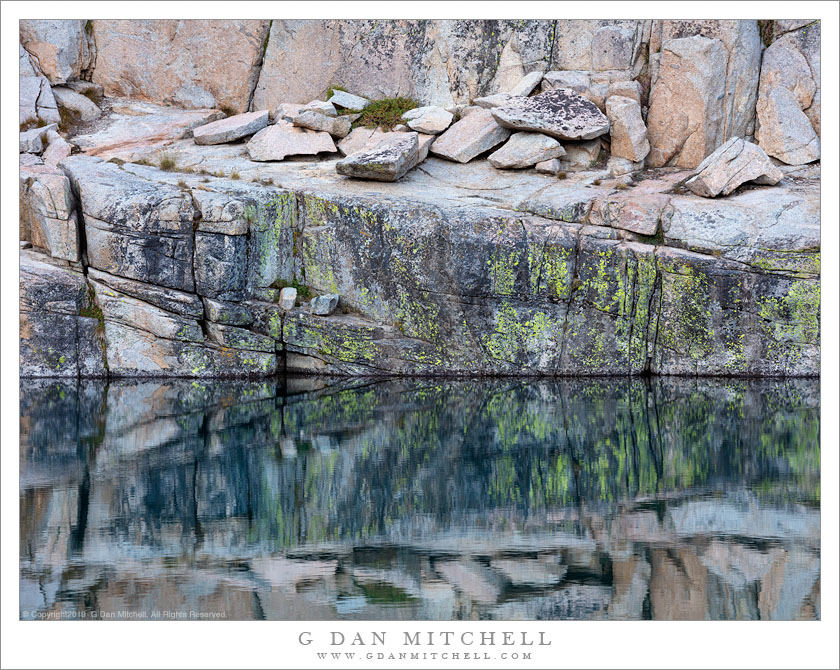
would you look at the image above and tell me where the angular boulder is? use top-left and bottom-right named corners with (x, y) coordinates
top-left (473, 93), bottom-right (516, 109)
top-left (337, 126), bottom-right (393, 157)
top-left (206, 322), bottom-right (274, 352)
top-left (757, 88), bottom-right (820, 165)
top-left (606, 95), bottom-right (649, 162)
top-left (430, 108), bottom-right (511, 163)
top-left (280, 287), bottom-right (298, 310)
top-left (401, 106), bottom-right (453, 134)
top-left (293, 110), bottom-right (352, 138)
top-left (507, 71), bottom-right (544, 96)
top-left (488, 132), bottom-right (565, 169)
top-left (246, 122), bottom-right (336, 161)
top-left (491, 89), bottom-right (610, 141)
top-left (309, 294), bottom-right (340, 316)
top-left (646, 36), bottom-right (727, 168)
top-left (51, 86), bottom-right (101, 122)
top-left (336, 132), bottom-right (419, 181)
top-left (203, 298), bottom-right (254, 325)
top-left (685, 138), bottom-right (784, 198)
top-left (535, 158), bottom-right (562, 175)
top-left (88, 267), bottom-right (204, 318)
top-left (300, 100), bottom-right (337, 116)
top-left (559, 139), bottom-right (602, 169)
top-left (41, 130), bottom-right (72, 166)
top-left (328, 90), bottom-right (370, 110)
top-left (193, 109), bottom-right (270, 145)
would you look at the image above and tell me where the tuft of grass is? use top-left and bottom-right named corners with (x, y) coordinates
top-left (134, 157), bottom-right (152, 166)
top-left (107, 157), bottom-right (125, 165)
top-left (351, 97), bottom-right (419, 130)
top-left (230, 171), bottom-right (241, 180)
top-left (615, 182), bottom-right (629, 190)
top-left (20, 117), bottom-right (48, 132)
top-left (592, 179), bottom-right (602, 186)
top-left (758, 20), bottom-right (775, 47)
top-left (557, 172), bottom-right (567, 180)
top-left (202, 177), bottom-right (210, 183)
top-left (214, 170), bottom-right (225, 178)
top-left (158, 154), bottom-right (176, 171)
top-left (81, 88), bottom-right (103, 106)
top-left (271, 279), bottom-right (312, 303)
top-left (219, 105), bottom-right (237, 117)
top-left (177, 179), bottom-right (188, 189)
top-left (58, 106), bottom-right (81, 133)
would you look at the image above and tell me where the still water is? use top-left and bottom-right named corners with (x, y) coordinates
top-left (20, 376), bottom-right (819, 620)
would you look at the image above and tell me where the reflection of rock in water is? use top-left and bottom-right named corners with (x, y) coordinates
top-left (19, 377), bottom-right (820, 620)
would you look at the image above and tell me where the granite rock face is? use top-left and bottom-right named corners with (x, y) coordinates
top-left (756, 22), bottom-right (821, 164)
top-left (646, 36), bottom-right (728, 168)
top-left (19, 20), bottom-right (93, 84)
top-left (19, 161), bottom-right (80, 262)
top-left (89, 20), bottom-right (270, 113)
top-left (606, 95), bottom-right (649, 162)
top-left (491, 89), bottom-right (610, 141)
top-left (685, 138), bottom-right (783, 198)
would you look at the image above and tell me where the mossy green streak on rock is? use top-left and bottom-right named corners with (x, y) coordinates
top-left (657, 257), bottom-right (715, 364)
top-left (283, 312), bottom-right (381, 368)
top-left (488, 248), bottom-right (522, 296)
top-left (247, 191), bottom-right (298, 294)
top-left (757, 279), bottom-right (820, 370)
top-left (482, 301), bottom-right (563, 366)
top-left (528, 242), bottom-right (573, 301)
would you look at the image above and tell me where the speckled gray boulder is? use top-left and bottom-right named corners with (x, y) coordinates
top-left (685, 138), bottom-right (783, 198)
top-left (491, 89), bottom-right (610, 141)
top-left (193, 109), bottom-right (269, 145)
top-left (309, 294), bottom-right (340, 316)
top-left (336, 133), bottom-right (419, 181)
top-left (488, 132), bottom-right (565, 169)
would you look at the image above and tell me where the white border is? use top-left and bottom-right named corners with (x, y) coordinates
top-left (2, 2), bottom-right (838, 669)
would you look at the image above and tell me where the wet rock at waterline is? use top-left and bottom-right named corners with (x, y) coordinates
top-left (491, 89), bottom-right (610, 141)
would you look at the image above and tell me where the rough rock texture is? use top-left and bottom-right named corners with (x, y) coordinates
top-left (20, 250), bottom-right (105, 378)
top-left (41, 130), bottom-right (72, 166)
top-left (656, 20), bottom-right (762, 141)
top-left (293, 110), bottom-right (352, 138)
top-left (309, 294), bottom-right (340, 316)
top-left (336, 133), bottom-right (419, 181)
top-left (19, 45), bottom-right (60, 125)
top-left (247, 123), bottom-right (337, 161)
top-left (492, 89), bottom-right (610, 141)
top-left (550, 20), bottom-right (647, 72)
top-left (756, 22), bottom-right (821, 164)
top-left (90, 20), bottom-right (270, 113)
top-left (19, 125), bottom-right (54, 154)
top-left (51, 86), bottom-right (101, 122)
top-left (430, 108), bottom-right (511, 163)
top-left (685, 138), bottom-right (783, 198)
top-left (251, 20), bottom-right (558, 110)
top-left (646, 36), bottom-right (728, 168)
top-left (337, 127), bottom-right (393, 157)
top-left (606, 95), bottom-right (649, 162)
top-left (488, 132), bottom-right (565, 169)
top-left (473, 93), bottom-right (516, 109)
top-left (21, 139), bottom-right (820, 378)
top-left (559, 139), bottom-right (602, 170)
top-left (193, 110), bottom-right (270, 145)
top-left (507, 71), bottom-right (544, 96)
top-left (402, 106), bottom-right (453, 134)
top-left (19, 161), bottom-right (80, 261)
top-left (19, 20), bottom-right (93, 85)
top-left (72, 101), bottom-right (224, 161)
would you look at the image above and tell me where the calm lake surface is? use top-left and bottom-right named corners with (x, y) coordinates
top-left (20, 376), bottom-right (820, 621)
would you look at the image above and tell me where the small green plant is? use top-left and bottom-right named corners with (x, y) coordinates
top-left (177, 179), bottom-right (188, 189)
top-left (214, 170), bottom-right (225, 178)
top-left (230, 171), bottom-right (241, 180)
top-left (202, 177), bottom-right (210, 183)
top-left (158, 154), bottom-right (176, 171)
top-left (351, 96), bottom-right (419, 130)
top-left (324, 85), bottom-right (348, 101)
top-left (615, 182), bottom-right (629, 190)
top-left (135, 157), bottom-right (152, 166)
top-left (592, 179), bottom-right (602, 186)
top-left (180, 166), bottom-right (195, 174)
top-left (271, 279), bottom-right (313, 303)
top-left (219, 104), bottom-right (237, 117)
top-left (79, 286), bottom-right (104, 333)
top-left (107, 157), bottom-right (125, 166)
top-left (557, 171), bottom-right (568, 179)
